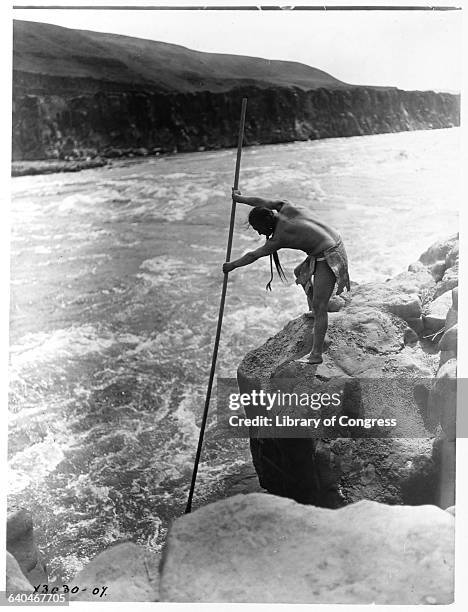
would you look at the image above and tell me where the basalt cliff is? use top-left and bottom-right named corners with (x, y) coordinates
top-left (13, 20), bottom-right (460, 163)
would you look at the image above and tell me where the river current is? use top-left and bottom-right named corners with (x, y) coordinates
top-left (9, 128), bottom-right (459, 579)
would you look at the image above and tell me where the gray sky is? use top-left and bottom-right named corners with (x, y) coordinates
top-left (13, 6), bottom-right (462, 92)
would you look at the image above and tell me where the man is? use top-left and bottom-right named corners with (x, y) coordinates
top-left (222, 189), bottom-right (350, 364)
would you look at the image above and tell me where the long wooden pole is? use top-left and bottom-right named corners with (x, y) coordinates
top-left (185, 98), bottom-right (247, 514)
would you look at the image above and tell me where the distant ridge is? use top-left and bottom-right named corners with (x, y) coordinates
top-left (13, 20), bottom-right (349, 93)
top-left (12, 20), bottom-right (459, 166)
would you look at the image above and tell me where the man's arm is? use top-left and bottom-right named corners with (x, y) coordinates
top-left (232, 189), bottom-right (285, 211)
top-left (223, 240), bottom-right (280, 273)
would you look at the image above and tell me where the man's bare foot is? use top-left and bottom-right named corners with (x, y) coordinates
top-left (306, 353), bottom-right (323, 364)
top-left (297, 352), bottom-right (323, 365)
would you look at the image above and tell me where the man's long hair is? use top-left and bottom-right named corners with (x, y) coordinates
top-left (248, 207), bottom-right (288, 291)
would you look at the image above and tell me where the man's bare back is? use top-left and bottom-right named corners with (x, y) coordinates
top-left (271, 201), bottom-right (340, 255)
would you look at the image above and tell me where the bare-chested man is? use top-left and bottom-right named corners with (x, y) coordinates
top-left (222, 190), bottom-right (350, 364)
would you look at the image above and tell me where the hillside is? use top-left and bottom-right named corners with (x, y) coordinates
top-left (12, 20), bottom-right (460, 164)
top-left (13, 20), bottom-right (348, 94)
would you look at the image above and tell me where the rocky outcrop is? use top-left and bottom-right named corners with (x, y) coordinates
top-left (424, 291), bottom-right (453, 333)
top-left (6, 552), bottom-right (34, 593)
top-left (11, 158), bottom-right (107, 177)
top-left (5, 542), bottom-right (160, 601)
top-left (237, 235), bottom-right (458, 509)
top-left (428, 286), bottom-right (458, 509)
top-left (8, 494), bottom-right (455, 604)
top-left (6, 509), bottom-right (48, 586)
top-left (12, 85), bottom-right (459, 161)
top-left (70, 543), bottom-right (160, 602)
top-left (159, 493), bottom-right (454, 604)
top-left (420, 235), bottom-right (459, 300)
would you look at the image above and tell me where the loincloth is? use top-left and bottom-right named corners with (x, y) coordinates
top-left (294, 237), bottom-right (351, 296)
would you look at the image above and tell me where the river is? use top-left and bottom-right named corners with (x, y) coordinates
top-left (8, 128), bottom-right (459, 580)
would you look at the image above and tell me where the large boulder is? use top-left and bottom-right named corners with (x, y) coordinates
top-left (238, 305), bottom-right (439, 507)
top-left (236, 235), bottom-right (462, 508)
top-left (416, 235), bottom-right (458, 300)
top-left (350, 270), bottom-right (433, 320)
top-left (6, 552), bottom-right (34, 592)
top-left (436, 288), bottom-right (457, 364)
top-left (423, 290), bottom-right (453, 333)
top-left (6, 509), bottom-right (47, 585)
top-left (418, 234), bottom-right (458, 266)
top-left (315, 437), bottom-right (436, 506)
top-left (427, 285), bottom-right (457, 512)
top-left (429, 260), bottom-right (447, 282)
top-left (160, 493), bottom-right (454, 604)
top-left (385, 293), bottom-right (422, 320)
top-left (439, 324), bottom-right (457, 353)
top-left (433, 263), bottom-right (458, 299)
top-left (70, 542), bottom-right (160, 601)
top-left (444, 287), bottom-right (458, 331)
top-left (428, 358), bottom-right (457, 441)
top-left (445, 242), bottom-right (459, 268)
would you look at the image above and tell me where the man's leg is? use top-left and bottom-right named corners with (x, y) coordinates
top-left (307, 261), bottom-right (336, 364)
top-left (304, 283), bottom-right (315, 318)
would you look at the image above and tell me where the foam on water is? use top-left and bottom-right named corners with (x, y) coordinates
top-left (138, 255), bottom-right (214, 290)
top-left (9, 438), bottom-right (67, 494)
top-left (140, 256), bottom-right (186, 278)
top-left (10, 325), bottom-right (116, 369)
top-left (223, 304), bottom-right (290, 336)
top-left (9, 128), bottom-right (459, 581)
top-left (173, 386), bottom-right (204, 447)
top-left (241, 167), bottom-right (329, 199)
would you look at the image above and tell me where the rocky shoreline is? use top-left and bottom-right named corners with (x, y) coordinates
top-left (7, 234), bottom-right (458, 602)
top-left (11, 158), bottom-right (108, 177)
top-left (7, 499), bottom-right (455, 604)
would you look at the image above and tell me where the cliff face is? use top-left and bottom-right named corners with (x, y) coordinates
top-left (12, 84), bottom-right (460, 161)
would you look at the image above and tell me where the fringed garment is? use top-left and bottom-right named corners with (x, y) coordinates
top-left (294, 237), bottom-right (351, 295)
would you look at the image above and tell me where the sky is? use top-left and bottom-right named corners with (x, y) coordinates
top-left (12, 5), bottom-right (462, 92)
